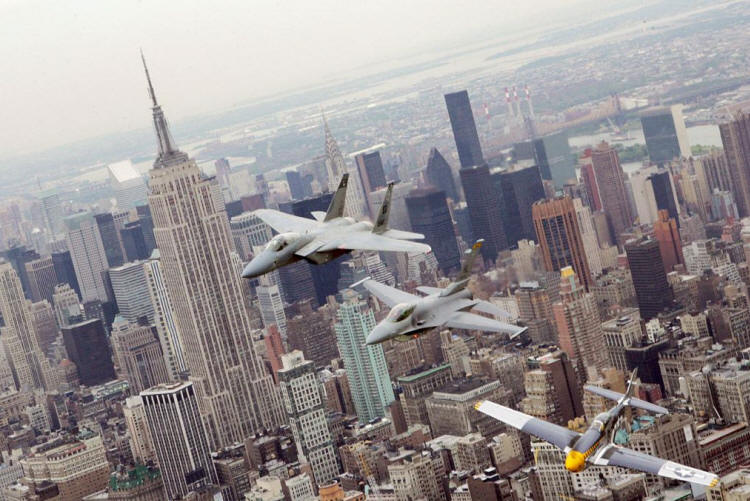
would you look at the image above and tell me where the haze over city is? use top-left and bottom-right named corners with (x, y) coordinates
top-left (3, 1), bottom-right (750, 500)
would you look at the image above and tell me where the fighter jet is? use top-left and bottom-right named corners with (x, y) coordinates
top-left (357, 239), bottom-right (527, 345)
top-left (475, 369), bottom-right (719, 487)
top-left (241, 174), bottom-right (431, 279)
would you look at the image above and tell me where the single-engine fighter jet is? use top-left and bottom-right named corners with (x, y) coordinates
top-left (475, 369), bottom-right (719, 487)
top-left (241, 174), bottom-right (431, 279)
top-left (357, 239), bottom-right (527, 345)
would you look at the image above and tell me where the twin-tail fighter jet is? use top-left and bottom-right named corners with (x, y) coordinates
top-left (475, 369), bottom-right (719, 487)
top-left (241, 174), bottom-right (431, 279)
top-left (356, 239), bottom-right (527, 345)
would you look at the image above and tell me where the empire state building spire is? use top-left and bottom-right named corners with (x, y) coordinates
top-left (141, 50), bottom-right (185, 167)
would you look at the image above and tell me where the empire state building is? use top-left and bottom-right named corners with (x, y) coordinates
top-left (141, 53), bottom-right (283, 447)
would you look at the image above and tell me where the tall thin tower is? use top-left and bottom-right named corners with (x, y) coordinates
top-left (323, 114), bottom-right (365, 218)
top-left (141, 53), bottom-right (283, 448)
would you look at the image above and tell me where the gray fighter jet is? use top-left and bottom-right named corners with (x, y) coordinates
top-left (475, 369), bottom-right (719, 487)
top-left (358, 239), bottom-right (527, 345)
top-left (241, 174), bottom-right (430, 279)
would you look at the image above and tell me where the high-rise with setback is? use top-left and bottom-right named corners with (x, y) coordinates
top-left (323, 114), bottom-right (365, 218)
top-left (590, 141), bottom-right (633, 240)
top-left (334, 292), bottom-right (394, 422)
top-left (278, 351), bottom-right (340, 486)
top-left (0, 262), bottom-right (54, 390)
top-left (424, 147), bottom-right (458, 201)
top-left (532, 196), bottom-right (593, 291)
top-left (141, 55), bottom-right (282, 448)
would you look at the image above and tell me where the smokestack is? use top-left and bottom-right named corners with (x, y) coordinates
top-left (524, 85), bottom-right (534, 117)
top-left (512, 86), bottom-right (521, 117)
top-left (505, 87), bottom-right (514, 117)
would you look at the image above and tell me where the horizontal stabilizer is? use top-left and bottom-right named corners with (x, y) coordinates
top-left (584, 385), bottom-right (668, 415)
top-left (416, 286), bottom-right (444, 296)
top-left (311, 211), bottom-right (326, 221)
top-left (472, 300), bottom-right (512, 319)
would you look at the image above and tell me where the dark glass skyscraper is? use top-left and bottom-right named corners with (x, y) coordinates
top-left (494, 165), bottom-right (545, 246)
top-left (424, 147), bottom-right (458, 202)
top-left (532, 132), bottom-right (575, 189)
top-left (648, 170), bottom-right (680, 228)
top-left (640, 105), bottom-right (690, 165)
top-left (135, 204), bottom-right (157, 253)
top-left (51, 250), bottom-right (81, 298)
top-left (94, 213), bottom-right (125, 268)
top-left (280, 193), bottom-right (343, 305)
top-left (405, 188), bottom-right (460, 274)
top-left (354, 151), bottom-right (387, 194)
top-left (459, 164), bottom-right (506, 261)
top-left (445, 90), bottom-right (484, 168)
top-left (120, 222), bottom-right (150, 262)
top-left (61, 318), bottom-right (115, 386)
top-left (624, 237), bottom-right (674, 321)
top-left (286, 170), bottom-right (306, 200)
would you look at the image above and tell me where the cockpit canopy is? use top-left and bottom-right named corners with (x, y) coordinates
top-left (266, 232), bottom-right (299, 252)
top-left (387, 303), bottom-right (415, 322)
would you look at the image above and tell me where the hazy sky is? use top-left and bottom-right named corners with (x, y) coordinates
top-left (0, 0), bottom-right (592, 158)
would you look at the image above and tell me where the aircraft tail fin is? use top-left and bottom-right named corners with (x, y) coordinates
top-left (457, 239), bottom-right (484, 282)
top-left (373, 182), bottom-right (394, 234)
top-left (324, 174), bottom-right (349, 222)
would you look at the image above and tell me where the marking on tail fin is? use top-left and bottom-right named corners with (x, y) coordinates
top-left (324, 174), bottom-right (348, 222)
top-left (457, 239), bottom-right (483, 281)
top-left (373, 182), bottom-right (394, 233)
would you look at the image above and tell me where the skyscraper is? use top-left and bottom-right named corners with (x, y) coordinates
top-left (648, 170), bottom-right (680, 227)
top-left (552, 267), bottom-right (608, 379)
top-left (579, 149), bottom-right (602, 211)
top-left (143, 252), bottom-right (185, 382)
top-left (286, 300), bottom-right (339, 369)
top-left (460, 164), bottom-right (506, 261)
top-left (494, 165), bottom-right (546, 246)
top-left (653, 210), bottom-right (683, 274)
top-left (109, 261), bottom-right (154, 323)
top-left (0, 261), bottom-right (53, 390)
top-left (278, 350), bottom-right (340, 486)
top-left (111, 317), bottom-right (169, 394)
top-left (640, 105), bottom-right (691, 164)
top-left (120, 221), bottom-right (150, 262)
top-left (52, 283), bottom-right (82, 327)
top-left (532, 131), bottom-right (576, 188)
top-left (94, 212), bottom-right (125, 268)
top-left (445, 90), bottom-right (484, 168)
top-left (108, 160), bottom-right (148, 209)
top-left (230, 212), bottom-right (274, 261)
top-left (405, 188), bottom-right (460, 274)
top-left (532, 196), bottom-right (593, 291)
top-left (286, 169), bottom-right (306, 200)
top-left (135, 204), bottom-right (157, 254)
top-left (257, 280), bottom-right (287, 338)
top-left (334, 292), bottom-right (394, 422)
top-left (720, 111), bottom-right (750, 218)
top-left (64, 212), bottom-right (110, 303)
top-left (424, 147), bottom-right (458, 202)
top-left (40, 192), bottom-right (64, 237)
top-left (61, 318), bottom-right (115, 386)
top-left (625, 237), bottom-right (675, 320)
top-left (24, 256), bottom-right (58, 304)
top-left (590, 141), bottom-right (633, 240)
top-left (354, 150), bottom-right (387, 196)
top-left (141, 382), bottom-right (218, 499)
top-left (51, 250), bottom-right (81, 298)
top-left (323, 114), bottom-right (365, 218)
top-left (142, 56), bottom-right (282, 447)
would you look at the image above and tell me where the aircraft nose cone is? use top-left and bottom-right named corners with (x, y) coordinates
top-left (366, 324), bottom-right (392, 345)
top-left (241, 252), bottom-right (274, 279)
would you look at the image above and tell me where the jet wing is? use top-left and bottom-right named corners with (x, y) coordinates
top-left (445, 312), bottom-right (526, 338)
top-left (593, 445), bottom-right (718, 487)
top-left (359, 279), bottom-right (421, 308)
top-left (295, 239), bottom-right (326, 257)
top-left (254, 209), bottom-right (319, 234)
top-left (378, 229), bottom-right (425, 240)
top-left (416, 286), bottom-right (444, 296)
top-left (475, 400), bottom-right (579, 451)
top-left (327, 233), bottom-right (431, 253)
